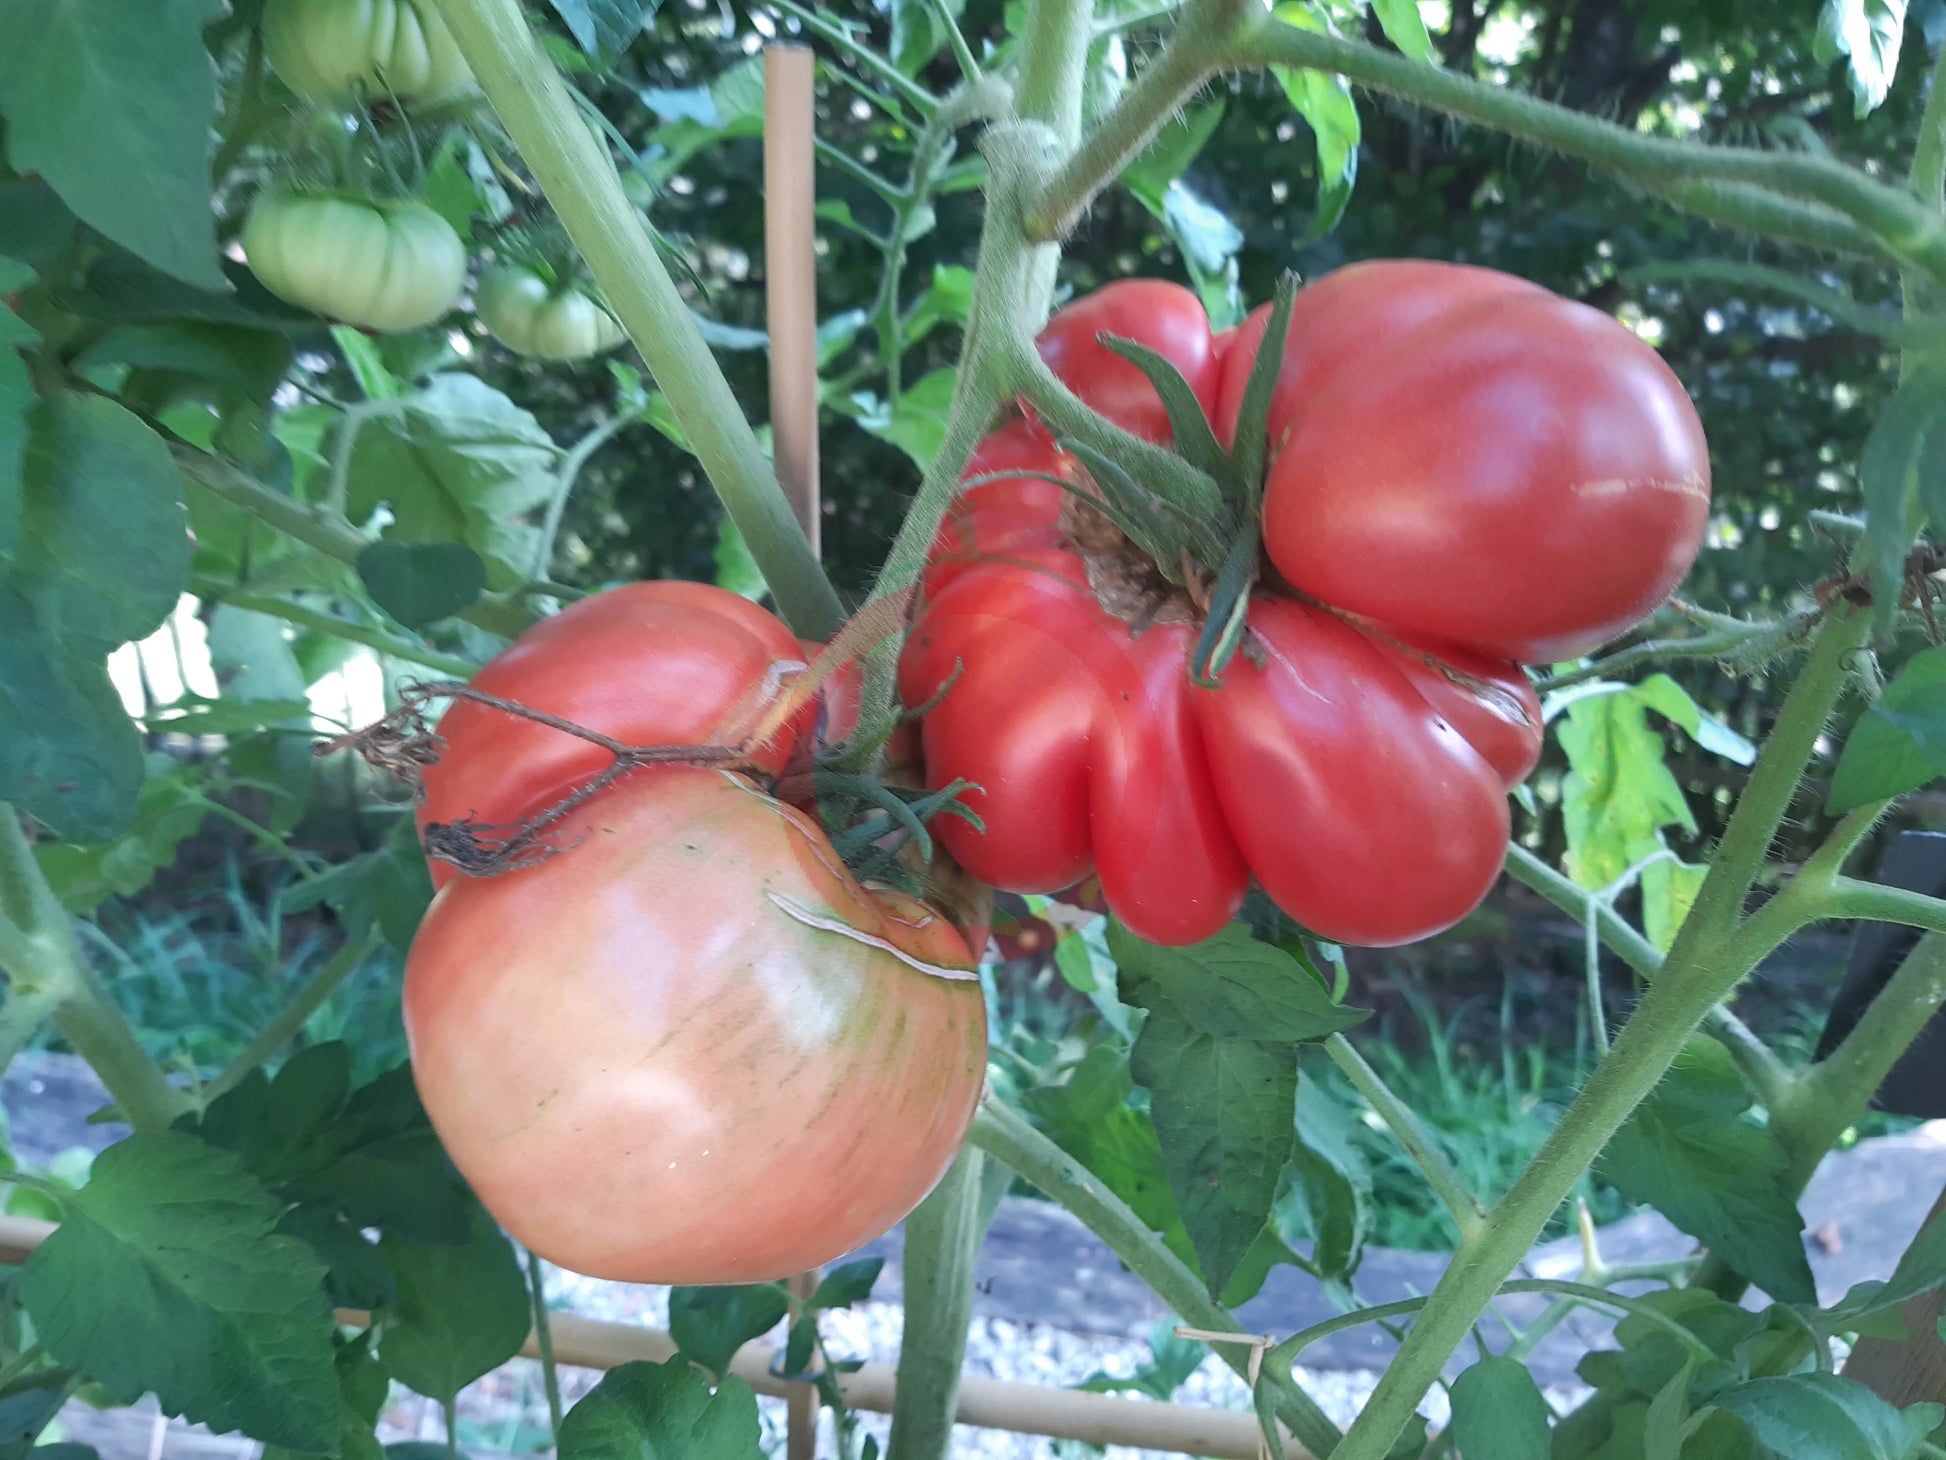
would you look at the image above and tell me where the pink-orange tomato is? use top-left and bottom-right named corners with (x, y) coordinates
top-left (404, 764), bottom-right (986, 1283)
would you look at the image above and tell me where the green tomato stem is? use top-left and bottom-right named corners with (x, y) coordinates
top-left (526, 1248), bottom-right (565, 1443)
top-left (888, 1148), bottom-right (990, 1460)
top-left (427, 0), bottom-right (845, 639)
top-left (219, 594), bottom-right (481, 679)
top-left (969, 1097), bottom-right (1345, 1458)
top-left (1329, 608), bottom-right (1866, 1460)
top-left (1323, 1033), bottom-right (1484, 1242)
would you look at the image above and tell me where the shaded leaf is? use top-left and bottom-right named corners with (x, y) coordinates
top-left (1815, 0), bottom-right (1908, 116)
top-left (356, 541), bottom-right (488, 629)
top-left (667, 1286), bottom-right (788, 1380)
top-left (20, 1133), bottom-right (337, 1450)
top-left (1711, 1372), bottom-right (1938, 1459)
top-left (548, 0), bottom-right (651, 59)
top-left (378, 1205), bottom-right (531, 1403)
top-left (1830, 646), bottom-right (1946, 811)
top-left (1603, 1039), bottom-right (1813, 1302)
top-left (856, 368), bottom-right (958, 469)
top-left (0, 0), bottom-right (225, 288)
top-left (1271, 7), bottom-right (1359, 236)
top-left (556, 1361), bottom-right (762, 1460)
top-left (808, 1259), bottom-right (882, 1311)
top-left (1449, 1356), bottom-right (1551, 1460)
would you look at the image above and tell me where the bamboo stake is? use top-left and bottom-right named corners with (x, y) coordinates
top-left (0, 1215), bottom-right (1311, 1457)
top-left (765, 44), bottom-right (822, 555)
top-left (765, 39), bottom-right (825, 1458)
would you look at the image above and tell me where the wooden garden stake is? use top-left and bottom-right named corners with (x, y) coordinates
top-left (765, 43), bottom-right (821, 555)
top-left (766, 41), bottom-right (823, 1460)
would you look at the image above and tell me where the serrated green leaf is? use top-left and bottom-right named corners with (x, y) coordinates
top-left (667, 1286), bottom-right (788, 1380)
top-left (1449, 1356), bottom-right (1551, 1460)
top-left (32, 756), bottom-right (212, 912)
top-left (712, 515), bottom-right (765, 601)
top-left (1106, 922), bottom-right (1368, 1044)
top-left (378, 1205), bottom-right (530, 1403)
top-left (1271, 7), bottom-right (1359, 236)
top-left (1372, 0), bottom-right (1435, 60)
top-left (190, 1053), bottom-right (471, 1249)
top-left (1861, 362), bottom-right (1946, 636)
top-left (1816, 0), bottom-right (1908, 117)
top-left (557, 1360), bottom-right (763, 1460)
top-left (808, 1259), bottom-right (882, 1311)
top-left (346, 376), bottom-right (560, 589)
top-left (0, 394), bottom-right (189, 840)
top-left (856, 368), bottom-right (958, 469)
top-left (1281, 1070), bottom-right (1370, 1281)
top-left (356, 541), bottom-right (488, 629)
top-left (1711, 1372), bottom-right (1938, 1459)
top-left (0, 0), bottom-right (226, 289)
top-left (1557, 683), bottom-right (1696, 897)
top-left (281, 822), bottom-right (434, 954)
top-left (20, 1133), bottom-right (337, 1450)
top-left (1830, 647), bottom-right (1946, 811)
top-left (71, 324), bottom-right (293, 404)
top-left (547, 0), bottom-right (651, 59)
top-left (1602, 1038), bottom-right (1814, 1303)
top-left (1127, 1002), bottom-right (1297, 1296)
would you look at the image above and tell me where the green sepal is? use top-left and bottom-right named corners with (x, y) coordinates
top-left (1189, 525), bottom-right (1260, 688)
top-left (1227, 272), bottom-right (1300, 510)
top-left (1095, 333), bottom-right (1227, 480)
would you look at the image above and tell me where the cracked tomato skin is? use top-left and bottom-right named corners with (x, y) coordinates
top-left (899, 426), bottom-right (1541, 948)
top-left (1035, 279), bottom-right (1221, 445)
top-left (1215, 260), bottom-right (1712, 663)
top-left (416, 580), bottom-right (817, 889)
top-left (405, 764), bottom-right (985, 1283)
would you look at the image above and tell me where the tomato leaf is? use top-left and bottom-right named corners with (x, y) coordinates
top-left (1829, 646), bottom-right (1946, 811)
top-left (347, 376), bottom-right (560, 591)
top-left (0, 0), bottom-right (226, 289)
top-left (1709, 1372), bottom-right (1940, 1459)
top-left (19, 1133), bottom-right (338, 1451)
top-left (1601, 1037), bottom-right (1814, 1303)
top-left (0, 1369), bottom-right (84, 1456)
top-left (0, 394), bottom-right (190, 840)
top-left (546, 0), bottom-right (652, 60)
top-left (262, 1335), bottom-right (388, 1460)
top-left (281, 822), bottom-right (434, 955)
top-left (808, 1259), bottom-right (883, 1311)
top-left (891, 0), bottom-right (968, 74)
top-left (31, 756), bottom-right (211, 913)
top-left (1449, 1356), bottom-right (1551, 1460)
top-left (855, 367), bottom-right (959, 470)
top-left (668, 1285), bottom-right (789, 1381)
top-left (1859, 362), bottom-right (1946, 638)
top-left (1814, 0), bottom-right (1908, 117)
top-left (1106, 923), bottom-right (1368, 1045)
top-left (1817, 1203), bottom-right (1946, 1333)
top-left (1283, 1069), bottom-right (1370, 1283)
top-left (1270, 7), bottom-right (1360, 237)
top-left (0, 291), bottom-right (34, 563)
top-left (1127, 1003), bottom-right (1298, 1295)
top-left (356, 541), bottom-right (488, 629)
top-left (185, 1049), bottom-right (472, 1250)
top-left (1371, 0), bottom-right (1436, 61)
top-left (557, 1360), bottom-right (763, 1460)
top-left (377, 1204), bottom-right (531, 1403)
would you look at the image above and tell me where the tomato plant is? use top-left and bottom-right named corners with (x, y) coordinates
top-left (242, 188), bottom-right (467, 332)
top-left (475, 263), bottom-right (627, 360)
top-left (262, 0), bottom-right (475, 105)
top-left (5, 0), bottom-right (1946, 1457)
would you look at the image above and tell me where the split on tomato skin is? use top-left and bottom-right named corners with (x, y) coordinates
top-left (398, 581), bottom-right (988, 1285)
top-left (900, 261), bottom-right (1711, 950)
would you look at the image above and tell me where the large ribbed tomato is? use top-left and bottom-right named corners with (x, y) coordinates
top-left (406, 581), bottom-right (986, 1282)
top-left (900, 427), bottom-right (1541, 949)
top-left (1215, 259), bottom-right (1712, 663)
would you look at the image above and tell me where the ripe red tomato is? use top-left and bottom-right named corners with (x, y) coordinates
top-left (406, 767), bottom-right (985, 1283)
top-left (1036, 279), bottom-right (1220, 445)
top-left (417, 580), bottom-right (817, 888)
top-left (899, 428), bottom-right (1541, 948)
top-left (407, 581), bottom-right (987, 1281)
top-left (1216, 260), bottom-right (1711, 663)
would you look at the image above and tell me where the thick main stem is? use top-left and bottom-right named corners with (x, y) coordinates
top-left (888, 1149), bottom-right (989, 1460)
top-left (970, 1098), bottom-right (1342, 1458)
top-left (1330, 609), bottom-right (1865, 1459)
top-left (428, 0), bottom-right (844, 639)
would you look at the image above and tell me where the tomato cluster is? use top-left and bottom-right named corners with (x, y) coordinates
top-left (900, 262), bottom-right (1711, 948)
top-left (404, 583), bottom-right (987, 1283)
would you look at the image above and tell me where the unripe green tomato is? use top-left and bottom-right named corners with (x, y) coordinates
top-left (475, 265), bottom-right (628, 361)
top-left (262, 0), bottom-right (474, 105)
top-left (243, 190), bottom-right (467, 333)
